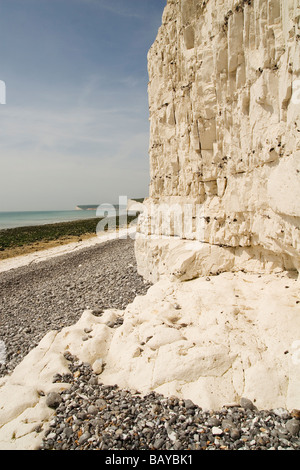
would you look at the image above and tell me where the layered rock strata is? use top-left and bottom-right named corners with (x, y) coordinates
top-left (136, 0), bottom-right (300, 282)
top-left (1, 0), bottom-right (300, 450)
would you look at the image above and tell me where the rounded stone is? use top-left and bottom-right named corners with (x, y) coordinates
top-left (212, 426), bottom-right (223, 436)
top-left (46, 392), bottom-right (62, 409)
top-left (207, 417), bottom-right (221, 427)
top-left (184, 399), bottom-right (195, 409)
top-left (87, 405), bottom-right (98, 415)
top-left (286, 419), bottom-right (300, 436)
top-left (78, 431), bottom-right (91, 445)
top-left (63, 427), bottom-right (73, 439)
top-left (240, 397), bottom-right (256, 410)
top-left (230, 428), bottom-right (241, 440)
top-left (154, 438), bottom-right (165, 449)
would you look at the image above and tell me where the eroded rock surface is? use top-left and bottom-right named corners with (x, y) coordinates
top-left (1, 0), bottom-right (300, 450)
top-left (136, 0), bottom-right (300, 282)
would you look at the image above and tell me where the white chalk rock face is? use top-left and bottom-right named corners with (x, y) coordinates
top-left (100, 272), bottom-right (300, 412)
top-left (136, 0), bottom-right (300, 281)
top-left (0, 0), bottom-right (300, 451)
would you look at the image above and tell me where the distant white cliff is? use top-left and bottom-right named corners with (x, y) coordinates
top-left (0, 0), bottom-right (299, 450)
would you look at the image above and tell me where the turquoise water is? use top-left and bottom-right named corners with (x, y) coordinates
top-left (0, 210), bottom-right (100, 230)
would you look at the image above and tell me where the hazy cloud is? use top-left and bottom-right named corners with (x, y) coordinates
top-left (0, 0), bottom-right (165, 210)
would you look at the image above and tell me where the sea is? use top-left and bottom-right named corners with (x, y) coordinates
top-left (0, 210), bottom-right (101, 230)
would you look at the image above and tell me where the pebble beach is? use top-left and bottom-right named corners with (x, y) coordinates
top-left (40, 353), bottom-right (300, 451)
top-left (0, 235), bottom-right (300, 451)
top-left (0, 234), bottom-right (150, 378)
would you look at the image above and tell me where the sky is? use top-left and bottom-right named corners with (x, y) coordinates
top-left (0, 0), bottom-right (166, 211)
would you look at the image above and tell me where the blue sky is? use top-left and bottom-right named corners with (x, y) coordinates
top-left (0, 0), bottom-right (166, 211)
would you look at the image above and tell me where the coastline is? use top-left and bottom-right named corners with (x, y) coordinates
top-left (0, 230), bottom-right (147, 381)
top-left (0, 217), bottom-right (103, 261)
top-left (0, 225), bottom-right (136, 274)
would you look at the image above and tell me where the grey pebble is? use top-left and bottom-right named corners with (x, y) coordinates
top-left (184, 399), bottom-right (195, 410)
top-left (153, 438), bottom-right (165, 450)
top-left (39, 356), bottom-right (300, 451)
top-left (46, 392), bottom-right (62, 409)
top-left (78, 432), bottom-right (91, 445)
top-left (230, 428), bottom-right (241, 440)
top-left (240, 397), bottom-right (256, 410)
top-left (87, 405), bottom-right (98, 415)
top-left (207, 417), bottom-right (221, 427)
top-left (286, 419), bottom-right (300, 436)
top-left (0, 238), bottom-right (151, 378)
top-left (95, 399), bottom-right (107, 409)
top-left (63, 427), bottom-right (73, 439)
top-left (221, 418), bottom-right (235, 430)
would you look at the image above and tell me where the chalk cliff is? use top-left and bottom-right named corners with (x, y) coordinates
top-left (136, 0), bottom-right (300, 282)
top-left (0, 0), bottom-right (300, 449)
